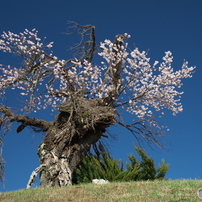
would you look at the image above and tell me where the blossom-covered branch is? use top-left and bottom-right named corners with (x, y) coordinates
top-left (0, 27), bottom-right (195, 121)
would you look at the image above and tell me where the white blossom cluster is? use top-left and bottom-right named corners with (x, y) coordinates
top-left (0, 29), bottom-right (195, 118)
top-left (98, 35), bottom-right (195, 118)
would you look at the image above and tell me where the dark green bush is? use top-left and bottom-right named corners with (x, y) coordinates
top-left (74, 145), bottom-right (169, 184)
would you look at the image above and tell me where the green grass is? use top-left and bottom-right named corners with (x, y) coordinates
top-left (0, 180), bottom-right (202, 202)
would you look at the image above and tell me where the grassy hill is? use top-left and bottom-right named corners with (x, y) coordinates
top-left (0, 180), bottom-right (202, 201)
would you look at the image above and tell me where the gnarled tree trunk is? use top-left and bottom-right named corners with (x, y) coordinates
top-left (37, 98), bottom-right (115, 187)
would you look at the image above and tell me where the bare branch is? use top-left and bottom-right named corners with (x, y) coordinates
top-left (114, 91), bottom-right (147, 108)
top-left (66, 21), bottom-right (96, 62)
top-left (0, 142), bottom-right (5, 184)
top-left (0, 106), bottom-right (52, 132)
top-left (116, 119), bottom-right (164, 148)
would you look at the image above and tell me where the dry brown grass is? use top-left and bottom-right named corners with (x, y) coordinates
top-left (0, 180), bottom-right (202, 202)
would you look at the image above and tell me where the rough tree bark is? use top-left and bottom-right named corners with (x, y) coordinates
top-left (37, 97), bottom-right (115, 187)
top-left (0, 97), bottom-right (115, 187)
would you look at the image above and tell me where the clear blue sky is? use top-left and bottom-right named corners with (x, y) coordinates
top-left (0, 0), bottom-right (202, 192)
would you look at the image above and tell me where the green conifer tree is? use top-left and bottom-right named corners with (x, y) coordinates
top-left (74, 145), bottom-right (169, 183)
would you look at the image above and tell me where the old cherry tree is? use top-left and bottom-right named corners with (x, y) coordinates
top-left (0, 24), bottom-right (195, 187)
